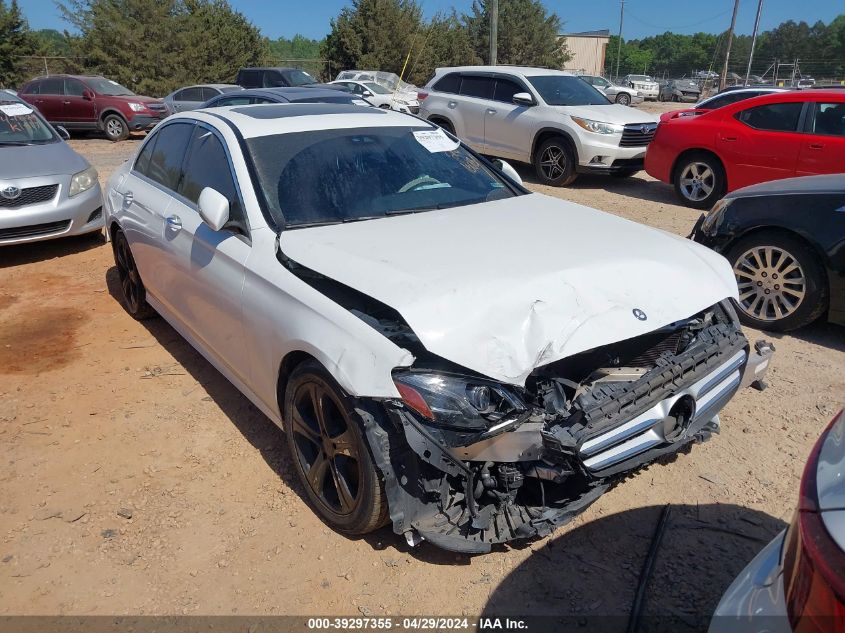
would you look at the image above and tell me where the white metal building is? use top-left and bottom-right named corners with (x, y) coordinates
top-left (560, 30), bottom-right (611, 75)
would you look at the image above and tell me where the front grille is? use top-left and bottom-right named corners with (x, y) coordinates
top-left (146, 103), bottom-right (167, 113)
top-left (619, 123), bottom-right (657, 147)
top-left (0, 184), bottom-right (59, 209)
top-left (630, 331), bottom-right (683, 366)
top-left (0, 220), bottom-right (70, 240)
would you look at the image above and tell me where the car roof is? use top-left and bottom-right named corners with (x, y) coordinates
top-left (238, 67), bottom-right (305, 72)
top-left (189, 102), bottom-right (429, 139)
top-left (182, 83), bottom-right (241, 90)
top-left (715, 88), bottom-right (845, 113)
top-left (727, 173), bottom-right (845, 198)
top-left (230, 87), bottom-right (352, 100)
top-left (434, 65), bottom-right (574, 78)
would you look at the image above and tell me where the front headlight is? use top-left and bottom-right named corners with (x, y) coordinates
top-left (393, 371), bottom-right (527, 431)
top-left (69, 166), bottom-right (98, 197)
top-left (700, 197), bottom-right (731, 233)
top-left (127, 102), bottom-right (146, 112)
top-left (570, 116), bottom-right (624, 135)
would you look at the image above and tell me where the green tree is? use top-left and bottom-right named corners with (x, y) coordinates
top-left (58, 0), bottom-right (266, 95)
top-left (178, 0), bottom-right (266, 85)
top-left (406, 11), bottom-right (479, 85)
top-left (0, 0), bottom-right (38, 89)
top-left (322, 0), bottom-right (425, 80)
top-left (268, 34), bottom-right (323, 60)
top-left (463, 0), bottom-right (568, 68)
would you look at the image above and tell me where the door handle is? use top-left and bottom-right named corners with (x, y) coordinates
top-left (808, 143), bottom-right (824, 150)
top-left (63, 100), bottom-right (71, 105)
top-left (486, 108), bottom-right (497, 115)
top-left (165, 215), bottom-right (182, 231)
top-left (122, 191), bottom-right (133, 206)
top-left (721, 136), bottom-right (737, 142)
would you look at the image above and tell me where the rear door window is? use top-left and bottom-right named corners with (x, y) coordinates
top-left (40, 78), bottom-right (64, 95)
top-left (22, 80), bottom-right (41, 94)
top-left (239, 70), bottom-right (261, 87)
top-left (810, 102), bottom-right (845, 136)
top-left (459, 75), bottom-right (494, 100)
top-left (177, 87), bottom-right (203, 102)
top-left (736, 102), bottom-right (804, 132)
top-left (432, 73), bottom-right (460, 94)
top-left (133, 135), bottom-right (158, 176)
top-left (200, 87), bottom-right (220, 101)
top-left (145, 122), bottom-right (194, 192)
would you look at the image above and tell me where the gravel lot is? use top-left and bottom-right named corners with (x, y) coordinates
top-left (1, 102), bottom-right (843, 628)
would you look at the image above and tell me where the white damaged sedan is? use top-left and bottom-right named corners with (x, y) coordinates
top-left (104, 103), bottom-right (773, 553)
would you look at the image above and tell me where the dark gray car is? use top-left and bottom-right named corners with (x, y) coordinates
top-left (659, 79), bottom-right (701, 102)
top-left (201, 87), bottom-right (372, 108)
top-left (163, 84), bottom-right (243, 114)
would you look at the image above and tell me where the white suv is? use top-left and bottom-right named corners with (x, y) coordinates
top-left (419, 66), bottom-right (659, 186)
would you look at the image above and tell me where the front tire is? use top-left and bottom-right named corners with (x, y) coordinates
top-left (726, 232), bottom-right (828, 332)
top-left (112, 229), bottom-right (156, 320)
top-left (103, 114), bottom-right (129, 141)
top-left (673, 152), bottom-right (725, 209)
top-left (534, 137), bottom-right (578, 186)
top-left (284, 360), bottom-right (389, 535)
top-left (616, 92), bottom-right (631, 106)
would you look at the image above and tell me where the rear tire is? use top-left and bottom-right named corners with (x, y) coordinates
top-left (112, 229), bottom-right (156, 320)
top-left (725, 232), bottom-right (828, 332)
top-left (103, 114), bottom-right (129, 141)
top-left (533, 137), bottom-right (578, 186)
top-left (673, 151), bottom-right (725, 209)
top-left (284, 360), bottom-right (389, 535)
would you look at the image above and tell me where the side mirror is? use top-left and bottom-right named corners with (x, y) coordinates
top-left (197, 187), bottom-right (229, 231)
top-left (363, 90), bottom-right (373, 97)
top-left (82, 90), bottom-right (94, 101)
top-left (55, 125), bottom-right (70, 140)
top-left (492, 159), bottom-right (523, 186)
top-left (512, 92), bottom-right (535, 106)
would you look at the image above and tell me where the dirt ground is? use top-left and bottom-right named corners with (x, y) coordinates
top-left (1, 101), bottom-right (843, 627)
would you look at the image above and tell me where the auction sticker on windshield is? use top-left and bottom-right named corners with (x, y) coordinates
top-left (413, 129), bottom-right (459, 153)
top-left (0, 104), bottom-right (34, 117)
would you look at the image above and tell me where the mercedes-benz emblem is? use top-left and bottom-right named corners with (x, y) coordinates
top-left (1, 185), bottom-right (21, 200)
top-left (633, 308), bottom-right (647, 321)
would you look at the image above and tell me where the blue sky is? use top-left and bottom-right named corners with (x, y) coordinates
top-left (18, 0), bottom-right (843, 41)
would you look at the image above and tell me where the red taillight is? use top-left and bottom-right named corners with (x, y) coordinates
top-left (394, 381), bottom-right (434, 419)
top-left (417, 91), bottom-right (428, 101)
top-left (783, 411), bottom-right (845, 632)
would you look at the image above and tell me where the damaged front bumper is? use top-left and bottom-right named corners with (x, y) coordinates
top-left (361, 320), bottom-right (775, 554)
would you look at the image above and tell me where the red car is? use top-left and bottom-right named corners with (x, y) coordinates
top-left (18, 75), bottom-right (167, 141)
top-left (645, 90), bottom-right (845, 208)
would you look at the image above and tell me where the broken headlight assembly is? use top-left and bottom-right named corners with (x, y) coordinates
top-left (700, 197), bottom-right (732, 234)
top-left (392, 371), bottom-right (528, 432)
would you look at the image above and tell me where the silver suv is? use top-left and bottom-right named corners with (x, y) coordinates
top-left (419, 66), bottom-right (658, 186)
top-left (579, 74), bottom-right (643, 106)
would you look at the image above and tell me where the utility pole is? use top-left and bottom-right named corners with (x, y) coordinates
top-left (720, 0), bottom-right (740, 90)
top-left (615, 0), bottom-right (625, 81)
top-left (744, 0), bottom-right (763, 85)
top-left (489, 0), bottom-right (498, 66)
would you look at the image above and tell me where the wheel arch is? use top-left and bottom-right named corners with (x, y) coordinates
top-left (276, 350), bottom-right (320, 423)
top-left (670, 147), bottom-right (728, 189)
top-left (426, 114), bottom-right (454, 131)
top-left (99, 108), bottom-right (128, 126)
top-left (531, 128), bottom-right (578, 162)
top-left (722, 225), bottom-right (831, 284)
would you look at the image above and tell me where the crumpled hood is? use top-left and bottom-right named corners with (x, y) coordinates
top-left (0, 141), bottom-right (88, 179)
top-left (552, 103), bottom-right (657, 125)
top-left (280, 193), bottom-right (738, 386)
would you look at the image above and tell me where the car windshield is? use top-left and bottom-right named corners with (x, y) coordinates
top-left (629, 75), bottom-right (652, 82)
top-left (528, 76), bottom-right (609, 106)
top-left (86, 77), bottom-right (135, 96)
top-left (0, 100), bottom-right (57, 145)
top-left (285, 70), bottom-right (317, 86)
top-left (247, 126), bottom-right (516, 228)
